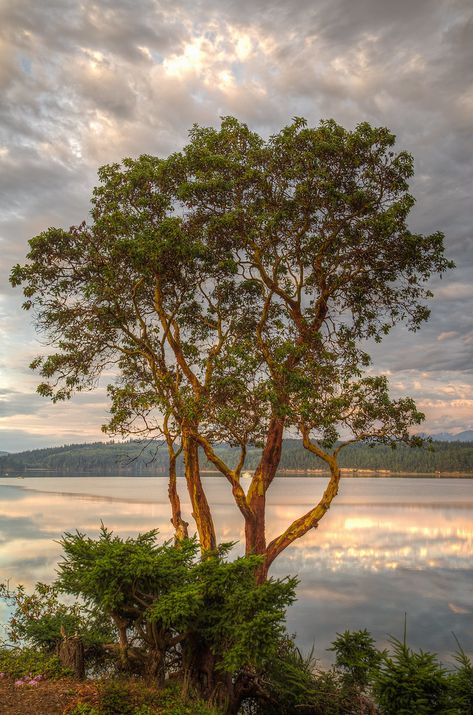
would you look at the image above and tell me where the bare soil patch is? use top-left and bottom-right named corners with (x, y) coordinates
top-left (0, 677), bottom-right (99, 715)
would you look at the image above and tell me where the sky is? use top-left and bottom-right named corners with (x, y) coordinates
top-left (0, 0), bottom-right (472, 452)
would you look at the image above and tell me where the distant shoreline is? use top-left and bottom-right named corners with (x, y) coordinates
top-left (1, 470), bottom-right (473, 479)
top-left (205, 468), bottom-right (473, 478)
top-left (2, 438), bottom-right (473, 477)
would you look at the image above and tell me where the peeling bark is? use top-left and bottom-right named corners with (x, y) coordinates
top-left (263, 437), bottom-right (342, 577)
top-left (246, 417), bottom-right (284, 562)
top-left (182, 430), bottom-right (216, 552)
top-left (167, 441), bottom-right (189, 543)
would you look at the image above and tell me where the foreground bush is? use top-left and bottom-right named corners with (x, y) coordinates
top-left (450, 643), bottom-right (473, 714)
top-left (0, 579), bottom-right (114, 675)
top-left (0, 646), bottom-right (71, 680)
top-left (66, 679), bottom-right (226, 714)
top-left (2, 527), bottom-right (297, 712)
top-left (2, 528), bottom-right (473, 714)
top-left (373, 635), bottom-right (451, 714)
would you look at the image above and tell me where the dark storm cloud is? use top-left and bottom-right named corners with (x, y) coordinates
top-left (1, 0), bottom-right (472, 447)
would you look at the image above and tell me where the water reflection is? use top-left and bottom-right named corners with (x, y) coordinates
top-left (0, 476), bottom-right (472, 663)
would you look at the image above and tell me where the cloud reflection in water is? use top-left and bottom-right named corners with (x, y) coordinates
top-left (0, 476), bottom-right (472, 663)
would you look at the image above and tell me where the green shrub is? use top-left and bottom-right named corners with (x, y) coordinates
top-left (69, 704), bottom-right (99, 715)
top-left (55, 527), bottom-right (297, 702)
top-left (0, 579), bottom-right (114, 674)
top-left (448, 642), bottom-right (473, 714)
top-left (156, 682), bottom-right (222, 714)
top-left (329, 628), bottom-right (383, 689)
top-left (0, 645), bottom-right (71, 680)
top-left (69, 685), bottom-right (161, 715)
top-left (373, 635), bottom-right (451, 715)
top-left (250, 635), bottom-right (366, 715)
top-left (132, 706), bottom-right (158, 715)
top-left (98, 680), bottom-right (135, 715)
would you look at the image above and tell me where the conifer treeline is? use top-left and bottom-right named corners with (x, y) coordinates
top-left (1, 439), bottom-right (473, 475)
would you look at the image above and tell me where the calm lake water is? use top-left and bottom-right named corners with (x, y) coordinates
top-left (0, 475), bottom-right (472, 665)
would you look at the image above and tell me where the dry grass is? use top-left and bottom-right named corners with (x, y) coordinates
top-left (0, 677), bottom-right (99, 715)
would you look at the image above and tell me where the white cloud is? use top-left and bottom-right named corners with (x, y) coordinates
top-left (437, 331), bottom-right (459, 341)
top-left (1, 0), bottom-right (472, 448)
top-left (435, 283), bottom-right (473, 300)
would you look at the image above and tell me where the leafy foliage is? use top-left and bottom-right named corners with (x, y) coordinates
top-left (54, 526), bottom-right (297, 703)
top-left (1, 528), bottom-right (297, 709)
top-left (69, 705), bottom-right (100, 715)
top-left (97, 680), bottom-right (135, 715)
top-left (68, 679), bottom-right (220, 715)
top-left (448, 641), bottom-right (473, 715)
top-left (329, 628), bottom-right (383, 689)
top-left (0, 580), bottom-right (113, 655)
top-left (250, 637), bottom-right (349, 715)
top-left (0, 646), bottom-right (70, 680)
top-left (252, 629), bottom-right (473, 715)
top-left (156, 682), bottom-right (222, 714)
top-left (148, 543), bottom-right (296, 674)
top-left (57, 526), bottom-right (198, 616)
top-left (10, 116), bottom-right (453, 565)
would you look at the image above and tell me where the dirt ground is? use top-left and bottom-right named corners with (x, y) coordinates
top-left (0, 677), bottom-right (99, 714)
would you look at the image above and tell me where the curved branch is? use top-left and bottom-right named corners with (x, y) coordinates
top-left (193, 433), bottom-right (253, 521)
top-left (265, 458), bottom-right (341, 571)
top-left (154, 281), bottom-right (202, 395)
top-left (163, 412), bottom-right (188, 542)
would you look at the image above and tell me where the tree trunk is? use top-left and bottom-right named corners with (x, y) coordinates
top-left (244, 488), bottom-right (266, 555)
top-left (182, 430), bottom-right (216, 552)
top-left (145, 647), bottom-right (165, 687)
top-left (111, 612), bottom-right (130, 670)
top-left (58, 635), bottom-right (85, 679)
top-left (187, 643), bottom-right (237, 713)
top-left (168, 449), bottom-right (189, 542)
top-left (245, 417), bottom-right (284, 581)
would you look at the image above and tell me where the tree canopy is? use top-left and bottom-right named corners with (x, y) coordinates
top-left (11, 116), bottom-right (453, 576)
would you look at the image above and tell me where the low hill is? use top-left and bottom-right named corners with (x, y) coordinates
top-left (1, 438), bottom-right (473, 475)
top-left (0, 441), bottom-right (167, 475)
top-left (430, 430), bottom-right (473, 442)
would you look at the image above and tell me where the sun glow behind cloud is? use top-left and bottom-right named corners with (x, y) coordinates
top-left (0, 0), bottom-right (472, 450)
top-left (160, 26), bottom-right (269, 97)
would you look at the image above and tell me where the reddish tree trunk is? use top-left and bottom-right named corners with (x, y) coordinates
top-left (182, 431), bottom-right (216, 552)
top-left (168, 449), bottom-right (189, 542)
top-left (245, 418), bottom-right (284, 580)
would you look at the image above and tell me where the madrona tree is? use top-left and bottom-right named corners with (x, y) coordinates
top-left (11, 117), bottom-right (452, 578)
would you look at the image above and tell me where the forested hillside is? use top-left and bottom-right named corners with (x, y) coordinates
top-left (1, 439), bottom-right (473, 475)
top-left (0, 441), bottom-right (168, 475)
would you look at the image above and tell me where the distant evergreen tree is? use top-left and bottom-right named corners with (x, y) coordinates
top-left (1, 439), bottom-right (472, 476)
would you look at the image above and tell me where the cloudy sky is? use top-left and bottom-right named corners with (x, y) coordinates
top-left (0, 0), bottom-right (472, 452)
